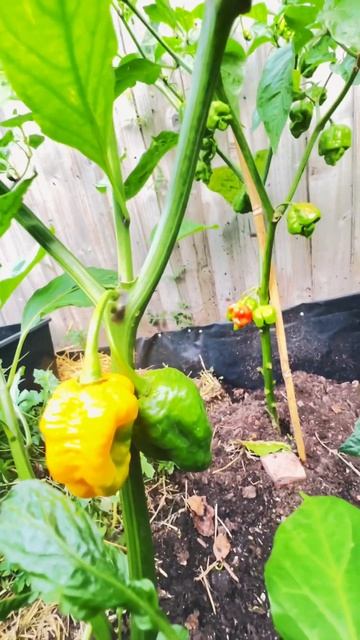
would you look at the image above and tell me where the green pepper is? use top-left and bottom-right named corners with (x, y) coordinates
top-left (252, 304), bottom-right (276, 328)
top-left (206, 101), bottom-right (232, 132)
top-left (318, 124), bottom-right (352, 166)
top-left (133, 368), bottom-right (212, 471)
top-left (287, 202), bottom-right (321, 238)
top-left (289, 100), bottom-right (313, 139)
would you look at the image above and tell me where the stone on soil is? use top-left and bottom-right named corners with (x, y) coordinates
top-left (261, 451), bottom-right (306, 487)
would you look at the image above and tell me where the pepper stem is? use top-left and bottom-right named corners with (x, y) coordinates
top-left (80, 290), bottom-right (118, 385)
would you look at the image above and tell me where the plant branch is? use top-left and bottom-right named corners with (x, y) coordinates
top-left (120, 0), bottom-right (192, 73)
top-left (286, 62), bottom-right (359, 203)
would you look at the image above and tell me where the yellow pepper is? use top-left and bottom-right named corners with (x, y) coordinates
top-left (40, 373), bottom-right (138, 498)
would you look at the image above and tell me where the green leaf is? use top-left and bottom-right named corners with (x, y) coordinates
top-left (245, 3), bottom-right (268, 23)
top-left (0, 0), bottom-right (117, 172)
top-left (157, 625), bottom-right (189, 639)
top-left (0, 244), bottom-right (45, 308)
top-left (284, 3), bottom-right (323, 29)
top-left (150, 218), bottom-right (218, 244)
top-left (0, 112), bottom-right (34, 127)
top-left (144, 0), bottom-right (178, 29)
top-left (0, 481), bottom-right (172, 628)
top-left (207, 166), bottom-right (245, 205)
top-left (114, 56), bottom-right (162, 98)
top-left (265, 495), bottom-right (360, 639)
top-left (0, 591), bottom-right (35, 621)
top-left (254, 148), bottom-right (270, 179)
top-left (177, 218), bottom-right (219, 241)
top-left (321, 0), bottom-right (360, 53)
top-left (21, 267), bottom-right (117, 333)
top-left (257, 44), bottom-right (295, 151)
top-left (0, 130), bottom-right (14, 147)
top-left (339, 418), bottom-right (360, 456)
top-left (240, 440), bottom-right (291, 456)
top-left (124, 131), bottom-right (178, 200)
top-left (140, 453), bottom-right (156, 480)
top-left (0, 480), bottom-right (128, 620)
top-left (0, 177), bottom-right (34, 237)
top-left (27, 134), bottom-right (44, 149)
top-left (332, 54), bottom-right (360, 84)
top-left (220, 39), bottom-right (246, 114)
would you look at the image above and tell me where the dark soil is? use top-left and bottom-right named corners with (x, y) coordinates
top-left (150, 371), bottom-right (360, 640)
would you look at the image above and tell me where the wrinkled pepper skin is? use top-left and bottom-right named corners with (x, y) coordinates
top-left (287, 202), bottom-right (321, 238)
top-left (206, 100), bottom-right (232, 132)
top-left (318, 124), bottom-right (352, 166)
top-left (133, 368), bottom-right (212, 471)
top-left (40, 374), bottom-right (138, 498)
top-left (289, 100), bottom-right (313, 138)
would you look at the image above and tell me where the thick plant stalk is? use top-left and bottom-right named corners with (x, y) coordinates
top-left (115, 0), bottom-right (251, 363)
top-left (235, 147), bottom-right (306, 461)
top-left (0, 364), bottom-right (34, 480)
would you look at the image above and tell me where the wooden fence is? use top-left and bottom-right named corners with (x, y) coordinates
top-left (0, 5), bottom-right (359, 346)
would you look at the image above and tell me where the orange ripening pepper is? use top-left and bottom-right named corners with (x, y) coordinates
top-left (227, 302), bottom-right (253, 330)
top-left (39, 373), bottom-right (138, 498)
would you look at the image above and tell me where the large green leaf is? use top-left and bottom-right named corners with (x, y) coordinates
top-left (321, 0), bottom-right (360, 53)
top-left (0, 245), bottom-right (45, 308)
top-left (114, 55), bottom-right (162, 98)
top-left (0, 0), bottom-right (117, 172)
top-left (207, 166), bottom-right (246, 206)
top-left (220, 39), bottom-right (246, 114)
top-left (332, 54), bottom-right (360, 84)
top-left (144, 0), bottom-right (178, 29)
top-left (22, 267), bottom-right (117, 333)
top-left (0, 177), bottom-right (34, 237)
top-left (339, 418), bottom-right (360, 456)
top-left (265, 495), bottom-right (360, 640)
top-left (124, 131), bottom-right (178, 200)
top-left (256, 44), bottom-right (295, 151)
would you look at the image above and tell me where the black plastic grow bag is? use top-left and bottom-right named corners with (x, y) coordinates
top-left (135, 294), bottom-right (360, 388)
top-left (0, 320), bottom-right (56, 388)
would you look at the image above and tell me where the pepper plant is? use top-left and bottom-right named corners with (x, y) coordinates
top-left (0, 0), bottom-right (251, 638)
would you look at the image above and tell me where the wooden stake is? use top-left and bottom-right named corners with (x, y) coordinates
top-left (235, 145), bottom-right (306, 462)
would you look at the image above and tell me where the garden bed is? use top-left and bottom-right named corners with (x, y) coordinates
top-left (149, 371), bottom-right (360, 640)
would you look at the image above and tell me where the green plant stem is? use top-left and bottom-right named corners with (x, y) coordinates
top-left (118, 0), bottom-right (247, 362)
top-left (121, 0), bottom-right (192, 73)
top-left (0, 364), bottom-right (34, 480)
top-left (217, 80), bottom-right (274, 223)
top-left (215, 145), bottom-right (243, 180)
top-left (6, 328), bottom-right (29, 389)
top-left (113, 195), bottom-right (134, 282)
top-left (88, 613), bottom-right (113, 640)
top-left (80, 290), bottom-right (117, 384)
top-left (286, 62), bottom-right (359, 203)
top-left (0, 182), bottom-right (105, 304)
top-left (114, 4), bottom-right (183, 108)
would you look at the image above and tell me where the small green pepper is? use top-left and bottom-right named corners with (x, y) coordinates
top-left (287, 202), bottom-right (321, 238)
top-left (133, 368), bottom-right (212, 471)
top-left (252, 305), bottom-right (276, 328)
top-left (318, 124), bottom-right (352, 166)
top-left (206, 101), bottom-right (232, 132)
top-left (289, 100), bottom-right (313, 139)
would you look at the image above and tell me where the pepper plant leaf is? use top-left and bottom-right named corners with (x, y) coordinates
top-left (22, 267), bottom-right (118, 333)
top-left (321, 0), bottom-right (360, 53)
top-left (0, 244), bottom-right (45, 308)
top-left (0, 591), bottom-right (36, 621)
top-left (114, 55), bottom-right (162, 98)
top-left (0, 0), bottom-right (117, 173)
top-left (256, 44), bottom-right (295, 151)
top-left (124, 131), bottom-right (179, 200)
top-left (220, 39), bottom-right (246, 114)
top-left (265, 495), bottom-right (360, 640)
top-left (0, 480), bottom-right (168, 627)
top-left (240, 440), bottom-right (291, 456)
top-left (150, 218), bottom-right (218, 243)
top-left (0, 177), bottom-right (34, 237)
top-left (157, 625), bottom-right (189, 639)
top-left (339, 418), bottom-right (360, 456)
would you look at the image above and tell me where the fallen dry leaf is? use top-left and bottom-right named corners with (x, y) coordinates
top-left (213, 532), bottom-right (231, 562)
top-left (185, 610), bottom-right (200, 631)
top-left (188, 495), bottom-right (215, 537)
top-left (187, 494), bottom-right (205, 516)
top-left (242, 485), bottom-right (257, 499)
